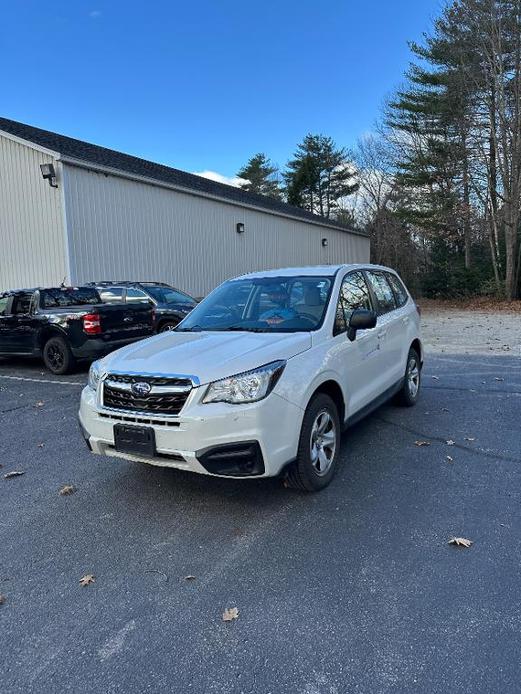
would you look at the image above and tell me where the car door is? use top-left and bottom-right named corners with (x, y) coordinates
top-left (0, 295), bottom-right (15, 352)
top-left (364, 271), bottom-right (403, 388)
top-left (9, 292), bottom-right (40, 352)
top-left (330, 271), bottom-right (386, 416)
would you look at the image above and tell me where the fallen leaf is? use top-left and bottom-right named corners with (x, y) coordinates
top-left (37, 442), bottom-right (45, 448)
top-left (0, 594), bottom-right (5, 605)
top-left (79, 574), bottom-right (95, 587)
top-left (4, 471), bottom-right (24, 479)
top-left (448, 537), bottom-right (473, 548)
top-left (494, 377), bottom-right (504, 382)
top-left (446, 455), bottom-right (454, 463)
top-left (415, 440), bottom-right (431, 447)
top-left (441, 407), bottom-right (450, 412)
top-left (184, 575), bottom-right (196, 581)
top-left (223, 607), bottom-right (239, 622)
top-left (431, 376), bottom-right (440, 380)
top-left (464, 437), bottom-right (475, 442)
top-left (35, 401), bottom-right (44, 408)
top-left (446, 440), bottom-right (455, 446)
top-left (59, 484), bottom-right (76, 496)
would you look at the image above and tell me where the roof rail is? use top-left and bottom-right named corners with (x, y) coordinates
top-left (86, 281), bottom-right (172, 287)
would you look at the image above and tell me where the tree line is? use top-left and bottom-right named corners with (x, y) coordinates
top-left (237, 0), bottom-right (521, 299)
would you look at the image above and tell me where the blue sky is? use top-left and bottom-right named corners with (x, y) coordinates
top-left (2, 0), bottom-right (441, 183)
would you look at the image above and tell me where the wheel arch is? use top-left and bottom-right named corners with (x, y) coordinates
top-left (410, 338), bottom-right (423, 366)
top-left (38, 326), bottom-right (69, 350)
top-left (306, 379), bottom-right (346, 428)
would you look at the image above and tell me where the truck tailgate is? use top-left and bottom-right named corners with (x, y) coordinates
top-left (98, 303), bottom-right (154, 341)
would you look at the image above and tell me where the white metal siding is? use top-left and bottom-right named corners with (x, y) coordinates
top-left (0, 135), bottom-right (67, 289)
top-left (64, 165), bottom-right (370, 296)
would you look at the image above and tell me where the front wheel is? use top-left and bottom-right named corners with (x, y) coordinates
top-left (43, 336), bottom-right (75, 375)
top-left (395, 348), bottom-right (421, 407)
top-left (285, 393), bottom-right (341, 492)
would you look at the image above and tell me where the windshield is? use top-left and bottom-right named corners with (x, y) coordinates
top-left (177, 276), bottom-right (333, 333)
top-left (146, 285), bottom-right (195, 305)
top-left (41, 288), bottom-right (102, 308)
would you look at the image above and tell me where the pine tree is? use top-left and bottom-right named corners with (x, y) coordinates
top-left (237, 153), bottom-right (281, 199)
top-left (284, 134), bottom-right (358, 218)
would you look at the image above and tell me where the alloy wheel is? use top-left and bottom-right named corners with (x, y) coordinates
top-left (407, 356), bottom-right (420, 398)
top-left (310, 410), bottom-right (337, 476)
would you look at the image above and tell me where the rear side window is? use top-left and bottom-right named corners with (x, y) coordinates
top-left (334, 271), bottom-right (373, 334)
top-left (366, 272), bottom-right (396, 314)
top-left (99, 287), bottom-right (125, 303)
top-left (126, 288), bottom-right (150, 303)
top-left (0, 296), bottom-right (9, 315)
top-left (41, 288), bottom-right (101, 308)
top-left (386, 273), bottom-right (409, 307)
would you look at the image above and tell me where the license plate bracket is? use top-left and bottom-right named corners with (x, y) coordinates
top-left (114, 424), bottom-right (156, 458)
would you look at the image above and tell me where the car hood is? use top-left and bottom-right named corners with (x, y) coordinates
top-left (98, 330), bottom-right (311, 384)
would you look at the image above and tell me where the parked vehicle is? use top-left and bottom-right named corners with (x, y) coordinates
top-left (79, 265), bottom-right (423, 491)
top-left (89, 281), bottom-right (197, 332)
top-left (0, 286), bottom-right (155, 374)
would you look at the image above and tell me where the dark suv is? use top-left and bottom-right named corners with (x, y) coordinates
top-left (90, 282), bottom-right (197, 332)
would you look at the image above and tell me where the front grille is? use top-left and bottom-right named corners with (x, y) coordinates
top-left (102, 373), bottom-right (192, 416)
top-left (107, 374), bottom-right (191, 388)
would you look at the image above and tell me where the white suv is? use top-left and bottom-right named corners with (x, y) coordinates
top-left (79, 265), bottom-right (422, 491)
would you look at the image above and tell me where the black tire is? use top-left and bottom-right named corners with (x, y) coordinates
top-left (285, 393), bottom-right (341, 492)
top-left (158, 320), bottom-right (179, 333)
top-left (395, 348), bottom-right (421, 407)
top-left (43, 336), bottom-right (75, 375)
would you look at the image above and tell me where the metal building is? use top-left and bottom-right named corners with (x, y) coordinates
top-left (0, 118), bottom-right (369, 296)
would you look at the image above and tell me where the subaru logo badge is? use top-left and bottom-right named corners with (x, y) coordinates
top-left (131, 382), bottom-right (152, 396)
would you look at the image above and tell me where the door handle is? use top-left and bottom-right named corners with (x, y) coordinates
top-left (403, 316), bottom-right (410, 324)
top-left (123, 316), bottom-right (134, 323)
top-left (377, 330), bottom-right (387, 339)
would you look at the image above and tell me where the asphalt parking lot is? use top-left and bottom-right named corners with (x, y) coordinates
top-left (1, 351), bottom-right (521, 693)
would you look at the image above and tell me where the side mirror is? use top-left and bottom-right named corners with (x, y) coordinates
top-left (347, 309), bottom-right (377, 342)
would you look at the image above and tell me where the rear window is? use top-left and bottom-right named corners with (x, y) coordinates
top-left (41, 288), bottom-right (101, 308)
top-left (386, 273), bottom-right (409, 307)
top-left (365, 272), bottom-right (397, 314)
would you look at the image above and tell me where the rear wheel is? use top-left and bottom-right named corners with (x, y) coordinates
top-left (43, 336), bottom-right (75, 375)
top-left (285, 393), bottom-right (341, 492)
top-left (395, 348), bottom-right (421, 406)
top-left (158, 320), bottom-right (179, 333)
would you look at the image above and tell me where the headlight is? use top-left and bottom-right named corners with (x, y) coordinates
top-left (88, 361), bottom-right (102, 391)
top-left (202, 360), bottom-right (286, 404)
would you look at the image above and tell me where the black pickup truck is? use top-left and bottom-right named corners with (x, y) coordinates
top-left (0, 286), bottom-right (154, 374)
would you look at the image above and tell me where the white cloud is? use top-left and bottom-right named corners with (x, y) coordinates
top-left (89, 10), bottom-right (102, 19)
top-left (193, 170), bottom-right (246, 188)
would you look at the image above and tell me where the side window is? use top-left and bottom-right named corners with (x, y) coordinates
top-left (334, 271), bottom-right (372, 334)
top-left (100, 287), bottom-right (125, 303)
top-left (126, 288), bottom-right (150, 303)
top-left (386, 273), bottom-right (409, 308)
top-left (0, 296), bottom-right (9, 315)
top-left (12, 293), bottom-right (34, 315)
top-left (366, 272), bottom-right (396, 314)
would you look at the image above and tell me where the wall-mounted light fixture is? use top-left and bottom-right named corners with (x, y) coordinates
top-left (321, 237), bottom-right (328, 247)
top-left (40, 163), bottom-right (58, 188)
top-left (236, 222), bottom-right (245, 234)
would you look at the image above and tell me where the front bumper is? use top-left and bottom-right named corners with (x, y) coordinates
top-left (78, 385), bottom-right (303, 478)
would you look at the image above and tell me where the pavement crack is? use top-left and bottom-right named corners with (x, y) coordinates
top-left (375, 415), bottom-right (521, 465)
